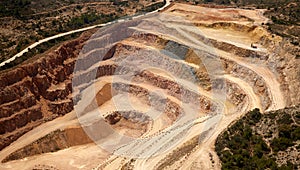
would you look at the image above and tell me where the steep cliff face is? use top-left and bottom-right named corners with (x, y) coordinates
top-left (0, 31), bottom-right (94, 151)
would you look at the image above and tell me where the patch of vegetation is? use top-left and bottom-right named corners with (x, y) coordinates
top-left (0, 0), bottom-right (32, 18)
top-left (0, 0), bottom-right (165, 68)
top-left (0, 32), bottom-right (81, 71)
top-left (138, 1), bottom-right (166, 12)
top-left (66, 12), bottom-right (118, 30)
top-left (216, 107), bottom-right (300, 169)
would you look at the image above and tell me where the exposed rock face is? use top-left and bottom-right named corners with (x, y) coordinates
top-left (2, 126), bottom-right (93, 163)
top-left (105, 111), bottom-right (151, 125)
top-left (0, 31), bottom-right (94, 151)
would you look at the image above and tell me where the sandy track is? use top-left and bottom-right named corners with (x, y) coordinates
top-left (0, 112), bottom-right (77, 162)
top-left (97, 8), bottom-right (285, 169)
top-left (178, 74), bottom-right (261, 170)
top-left (99, 73), bottom-right (259, 170)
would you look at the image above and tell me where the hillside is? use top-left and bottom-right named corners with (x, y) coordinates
top-left (0, 0), bottom-right (165, 63)
top-left (216, 106), bottom-right (300, 169)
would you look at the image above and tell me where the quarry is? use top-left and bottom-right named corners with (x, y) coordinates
top-left (0, 1), bottom-right (299, 170)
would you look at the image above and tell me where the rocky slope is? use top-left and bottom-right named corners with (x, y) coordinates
top-left (216, 106), bottom-right (300, 169)
top-left (0, 30), bottom-right (93, 151)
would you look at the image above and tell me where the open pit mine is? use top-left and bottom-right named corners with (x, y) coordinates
top-left (0, 2), bottom-right (299, 170)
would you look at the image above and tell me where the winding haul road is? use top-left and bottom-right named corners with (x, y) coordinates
top-left (92, 8), bottom-right (286, 170)
top-left (0, 0), bottom-right (171, 67)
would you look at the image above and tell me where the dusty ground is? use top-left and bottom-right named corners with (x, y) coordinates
top-left (0, 2), bottom-right (299, 170)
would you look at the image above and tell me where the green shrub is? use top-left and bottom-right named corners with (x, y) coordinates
top-left (271, 137), bottom-right (293, 152)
